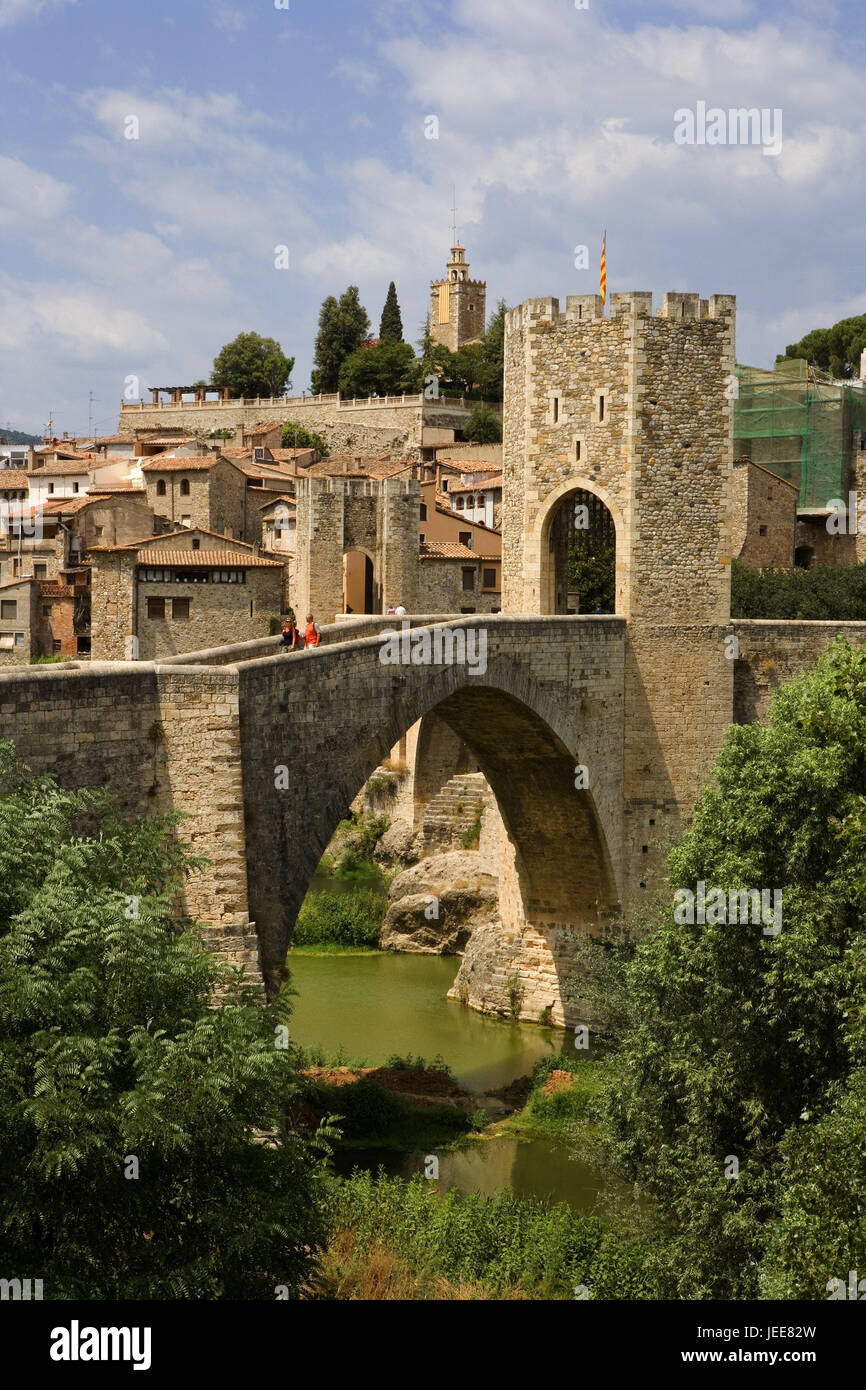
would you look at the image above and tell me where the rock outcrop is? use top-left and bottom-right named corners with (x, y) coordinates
top-left (380, 850), bottom-right (498, 954)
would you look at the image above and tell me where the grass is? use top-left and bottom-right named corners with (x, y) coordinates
top-left (319, 1170), bottom-right (656, 1300)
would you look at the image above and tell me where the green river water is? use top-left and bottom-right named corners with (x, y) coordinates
top-left (287, 950), bottom-right (608, 1213)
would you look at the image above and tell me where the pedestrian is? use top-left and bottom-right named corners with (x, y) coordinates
top-left (394, 601), bottom-right (407, 617)
top-left (386, 602), bottom-right (395, 616)
top-left (281, 614), bottom-right (302, 650)
top-left (304, 613), bottom-right (321, 647)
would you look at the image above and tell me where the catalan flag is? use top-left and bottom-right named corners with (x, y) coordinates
top-left (600, 230), bottom-right (607, 306)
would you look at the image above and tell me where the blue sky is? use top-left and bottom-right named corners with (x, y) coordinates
top-left (1, 0), bottom-right (864, 435)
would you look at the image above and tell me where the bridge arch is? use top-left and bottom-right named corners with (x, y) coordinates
top-left (239, 625), bottom-right (624, 1002)
top-left (531, 476), bottom-right (625, 616)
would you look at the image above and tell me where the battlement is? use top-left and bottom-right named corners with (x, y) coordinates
top-left (301, 475), bottom-right (416, 502)
top-left (507, 291), bottom-right (736, 333)
top-left (430, 277), bottom-right (487, 290)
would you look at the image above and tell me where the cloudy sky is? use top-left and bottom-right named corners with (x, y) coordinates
top-left (0, 0), bottom-right (863, 435)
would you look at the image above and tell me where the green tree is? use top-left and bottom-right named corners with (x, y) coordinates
top-left (280, 421), bottom-right (329, 457)
top-left (779, 313), bottom-right (866, 379)
top-left (379, 281), bottom-right (403, 342)
top-left (580, 638), bottom-right (866, 1298)
top-left (337, 339), bottom-right (417, 398)
top-left (462, 401), bottom-right (502, 444)
top-left (479, 298), bottom-right (507, 401)
top-left (311, 288), bottom-right (370, 394)
top-left (210, 332), bottom-right (294, 398)
top-left (568, 539), bottom-right (615, 612)
top-left (0, 743), bottom-right (327, 1299)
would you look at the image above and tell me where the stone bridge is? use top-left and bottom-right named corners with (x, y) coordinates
top-left (5, 613), bottom-right (866, 1023)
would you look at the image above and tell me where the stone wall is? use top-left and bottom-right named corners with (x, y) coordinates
top-left (732, 458), bottom-right (798, 568)
top-left (732, 619), bottom-right (866, 723)
top-left (143, 458), bottom-right (247, 541)
top-left (417, 558), bottom-right (502, 613)
top-left (134, 568), bottom-right (283, 661)
top-left (0, 660), bottom-right (258, 977)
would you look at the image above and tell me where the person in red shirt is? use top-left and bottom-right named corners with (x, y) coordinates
top-left (304, 614), bottom-right (321, 648)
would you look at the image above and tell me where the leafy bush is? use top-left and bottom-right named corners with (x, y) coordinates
top-left (325, 1172), bottom-right (655, 1299)
top-left (0, 742), bottom-right (326, 1299)
top-left (293, 889), bottom-right (384, 948)
top-left (585, 638), bottom-right (866, 1298)
top-left (731, 557), bottom-right (866, 619)
top-left (281, 421), bottom-right (329, 457)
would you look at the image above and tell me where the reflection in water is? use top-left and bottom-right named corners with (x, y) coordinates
top-left (290, 950), bottom-right (609, 1212)
top-left (288, 951), bottom-right (557, 1093)
top-left (333, 1136), bottom-right (605, 1216)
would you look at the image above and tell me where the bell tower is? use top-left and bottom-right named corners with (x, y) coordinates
top-left (430, 243), bottom-right (487, 352)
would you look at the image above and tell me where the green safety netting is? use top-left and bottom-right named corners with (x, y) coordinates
top-left (733, 359), bottom-right (866, 509)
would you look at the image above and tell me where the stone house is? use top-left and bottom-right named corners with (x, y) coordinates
top-left (89, 527), bottom-right (285, 661)
top-left (418, 542), bottom-right (501, 612)
top-left (437, 472), bottom-right (502, 530)
top-left (0, 577), bottom-right (38, 665)
top-left (731, 457), bottom-right (799, 569)
top-left (141, 454), bottom-right (247, 540)
top-left (418, 478), bottom-right (502, 557)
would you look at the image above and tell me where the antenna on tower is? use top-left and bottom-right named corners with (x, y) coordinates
top-left (88, 390), bottom-right (97, 438)
top-left (450, 184), bottom-right (457, 246)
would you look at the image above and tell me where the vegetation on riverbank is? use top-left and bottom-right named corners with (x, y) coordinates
top-left (293, 812), bottom-right (392, 948)
top-left (732, 556), bottom-right (866, 619)
top-left (315, 1170), bottom-right (654, 1300)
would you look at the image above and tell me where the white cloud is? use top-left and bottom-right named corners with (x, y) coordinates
top-left (211, 5), bottom-right (247, 33)
top-left (0, 0), bottom-right (75, 27)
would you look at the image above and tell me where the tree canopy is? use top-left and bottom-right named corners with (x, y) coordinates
top-left (779, 313), bottom-right (866, 379)
top-left (311, 288), bottom-right (370, 394)
top-left (0, 743), bottom-right (327, 1298)
top-left (337, 339), bottom-right (417, 399)
top-left (210, 332), bottom-right (294, 398)
top-left (462, 401), bottom-right (502, 444)
top-left (577, 638), bottom-right (866, 1298)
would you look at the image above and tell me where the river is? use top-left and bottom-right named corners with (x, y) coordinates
top-left (287, 949), bottom-right (608, 1213)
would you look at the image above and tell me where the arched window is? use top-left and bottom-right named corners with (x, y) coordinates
top-left (179, 478), bottom-right (191, 496)
top-left (156, 479), bottom-right (166, 497)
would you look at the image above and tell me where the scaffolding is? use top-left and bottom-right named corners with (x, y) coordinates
top-left (734, 358), bottom-right (866, 509)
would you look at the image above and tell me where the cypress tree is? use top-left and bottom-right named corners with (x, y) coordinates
top-left (379, 282), bottom-right (404, 342)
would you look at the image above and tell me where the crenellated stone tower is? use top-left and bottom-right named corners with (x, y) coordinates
top-left (429, 244), bottom-right (487, 351)
top-left (502, 289), bottom-right (737, 910)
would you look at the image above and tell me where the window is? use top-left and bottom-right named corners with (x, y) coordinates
top-left (156, 480), bottom-right (167, 497)
top-left (0, 635), bottom-right (13, 649)
top-left (48, 483), bottom-right (55, 494)
top-left (210, 569), bottom-right (245, 584)
top-left (419, 533), bottom-right (425, 544)
top-left (458, 531), bottom-right (472, 548)
top-left (758, 525), bottom-right (768, 537)
top-left (171, 597), bottom-right (190, 620)
top-left (456, 495), bottom-right (465, 509)
top-left (14, 632), bottom-right (24, 646)
top-left (1, 600), bottom-right (17, 618)
top-left (73, 482), bottom-right (79, 493)
top-left (52, 639), bottom-right (61, 654)
top-left (34, 563), bottom-right (47, 579)
top-left (192, 539), bottom-right (201, 550)
top-left (483, 568), bottom-right (496, 589)
top-left (552, 396), bottom-right (559, 424)
top-left (179, 479), bottom-right (191, 496)
top-left (441, 479), bottom-right (448, 491)
top-left (419, 503), bottom-right (427, 521)
top-left (575, 440), bottom-right (582, 462)
top-left (147, 596), bottom-right (165, 619)
top-left (461, 567), bottom-right (475, 591)
top-left (94, 526), bottom-right (103, 538)
top-left (598, 394), bottom-right (605, 423)
top-left (42, 604), bottom-right (52, 618)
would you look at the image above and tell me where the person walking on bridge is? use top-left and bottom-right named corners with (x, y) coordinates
top-left (281, 614), bottom-right (302, 650)
top-left (304, 614), bottom-right (321, 648)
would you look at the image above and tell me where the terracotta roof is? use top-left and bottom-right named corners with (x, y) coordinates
top-left (448, 475), bottom-right (503, 494)
top-left (221, 448), bottom-right (252, 459)
top-left (0, 472), bottom-right (30, 488)
top-left (136, 550), bottom-right (283, 568)
top-left (269, 448), bottom-right (316, 462)
top-left (420, 541), bottom-right (484, 560)
top-left (260, 495), bottom-right (296, 512)
top-left (84, 485), bottom-right (147, 494)
top-left (305, 455), bottom-right (409, 480)
top-left (89, 526), bottom-right (255, 553)
top-left (32, 460), bottom-right (92, 475)
top-left (78, 434), bottom-right (136, 446)
top-left (138, 436), bottom-right (196, 447)
top-left (40, 495), bottom-right (107, 516)
top-left (140, 455), bottom-right (220, 472)
top-left (245, 423), bottom-right (280, 438)
top-left (236, 462), bottom-right (297, 481)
